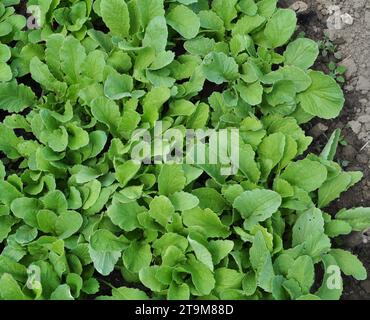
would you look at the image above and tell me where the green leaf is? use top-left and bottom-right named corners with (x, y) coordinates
top-left (100, 0), bottom-right (130, 38)
top-left (183, 255), bottom-right (215, 295)
top-left (188, 235), bottom-right (214, 271)
top-left (330, 249), bottom-right (367, 281)
top-left (90, 229), bottom-right (126, 252)
top-left (316, 254), bottom-right (343, 300)
top-left (297, 71), bottom-right (345, 119)
top-left (136, 0), bottom-right (164, 28)
top-left (168, 282), bottom-right (190, 300)
top-left (143, 16), bottom-right (168, 53)
top-left (50, 285), bottom-right (74, 300)
top-left (249, 232), bottom-right (274, 292)
top-left (287, 256), bottom-right (314, 294)
top-left (202, 52), bottom-right (239, 84)
top-left (104, 73), bottom-right (133, 100)
top-left (60, 36), bottom-right (86, 83)
top-left (183, 207), bottom-right (230, 238)
top-left (0, 82), bottom-right (35, 113)
top-left (0, 216), bottom-right (15, 242)
top-left (336, 207), bottom-right (370, 231)
top-left (158, 164), bottom-right (186, 196)
top-left (0, 273), bottom-right (28, 300)
top-left (111, 287), bottom-right (149, 300)
top-left (166, 5), bottom-right (200, 39)
top-left (89, 247), bottom-right (121, 276)
top-left (139, 266), bottom-right (166, 292)
top-left (30, 57), bottom-right (67, 95)
top-left (0, 62), bottom-right (12, 82)
top-left (211, 0), bottom-right (238, 28)
top-left (284, 38), bottom-right (319, 70)
top-left (0, 124), bottom-right (21, 159)
top-left (318, 172), bottom-right (352, 208)
top-left (168, 192), bottom-right (199, 211)
top-left (208, 240), bottom-right (234, 265)
top-left (123, 242), bottom-right (152, 273)
top-left (115, 160), bottom-right (141, 187)
top-left (0, 256), bottom-right (27, 282)
top-left (42, 191), bottom-right (68, 214)
top-left (107, 199), bottom-right (145, 231)
top-left (257, 0), bottom-right (277, 18)
top-left (233, 189), bottom-right (282, 227)
top-left (55, 211), bottom-right (83, 239)
top-left (0, 44), bottom-right (11, 63)
top-left (148, 195), bottom-right (175, 226)
top-left (184, 37), bottom-right (216, 57)
top-left (36, 210), bottom-right (58, 233)
top-left (0, 181), bottom-right (22, 206)
top-left (263, 66), bottom-right (312, 93)
top-left (320, 129), bottom-right (341, 161)
top-left (281, 159), bottom-right (327, 192)
top-left (292, 208), bottom-right (325, 247)
top-left (237, 81), bottom-right (263, 106)
top-left (91, 97), bottom-right (120, 135)
top-left (325, 220), bottom-right (352, 237)
top-left (264, 9), bottom-right (297, 48)
top-left (14, 225), bottom-right (37, 244)
top-left (192, 188), bottom-right (227, 214)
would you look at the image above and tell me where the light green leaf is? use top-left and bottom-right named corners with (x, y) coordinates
top-left (202, 52), bottom-right (239, 84)
top-left (91, 97), bottom-right (120, 135)
top-left (60, 36), bottom-right (86, 83)
top-left (188, 235), bottom-right (214, 271)
top-left (115, 160), bottom-right (141, 187)
top-left (104, 73), bottom-right (133, 100)
top-left (281, 159), bottom-right (327, 192)
top-left (183, 255), bottom-right (215, 295)
top-left (183, 207), bottom-right (230, 238)
top-left (100, 0), bottom-right (130, 38)
top-left (55, 211), bottom-right (83, 239)
top-left (287, 256), bottom-right (314, 294)
top-left (149, 195), bottom-right (175, 226)
top-left (237, 81), bottom-right (263, 106)
top-left (0, 82), bottom-right (36, 113)
top-left (233, 189), bottom-right (282, 228)
top-left (166, 5), bottom-right (200, 39)
top-left (168, 192), bottom-right (199, 211)
top-left (336, 207), bottom-right (370, 231)
top-left (168, 282), bottom-right (190, 300)
top-left (111, 286), bottom-right (149, 300)
top-left (0, 62), bottom-right (12, 82)
top-left (297, 71), bottom-right (345, 119)
top-left (123, 242), bottom-right (152, 273)
top-left (330, 249), bottom-right (367, 281)
top-left (0, 273), bottom-right (28, 300)
top-left (158, 164), bottom-right (186, 196)
top-left (107, 199), bottom-right (145, 232)
top-left (143, 16), bottom-right (168, 53)
top-left (264, 9), bottom-right (297, 48)
top-left (284, 38), bottom-right (319, 70)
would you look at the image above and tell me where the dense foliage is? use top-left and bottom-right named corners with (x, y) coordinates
top-left (0, 0), bottom-right (369, 300)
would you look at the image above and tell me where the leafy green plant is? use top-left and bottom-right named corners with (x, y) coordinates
top-left (328, 61), bottom-right (346, 84)
top-left (318, 31), bottom-right (341, 59)
top-left (0, 0), bottom-right (368, 301)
